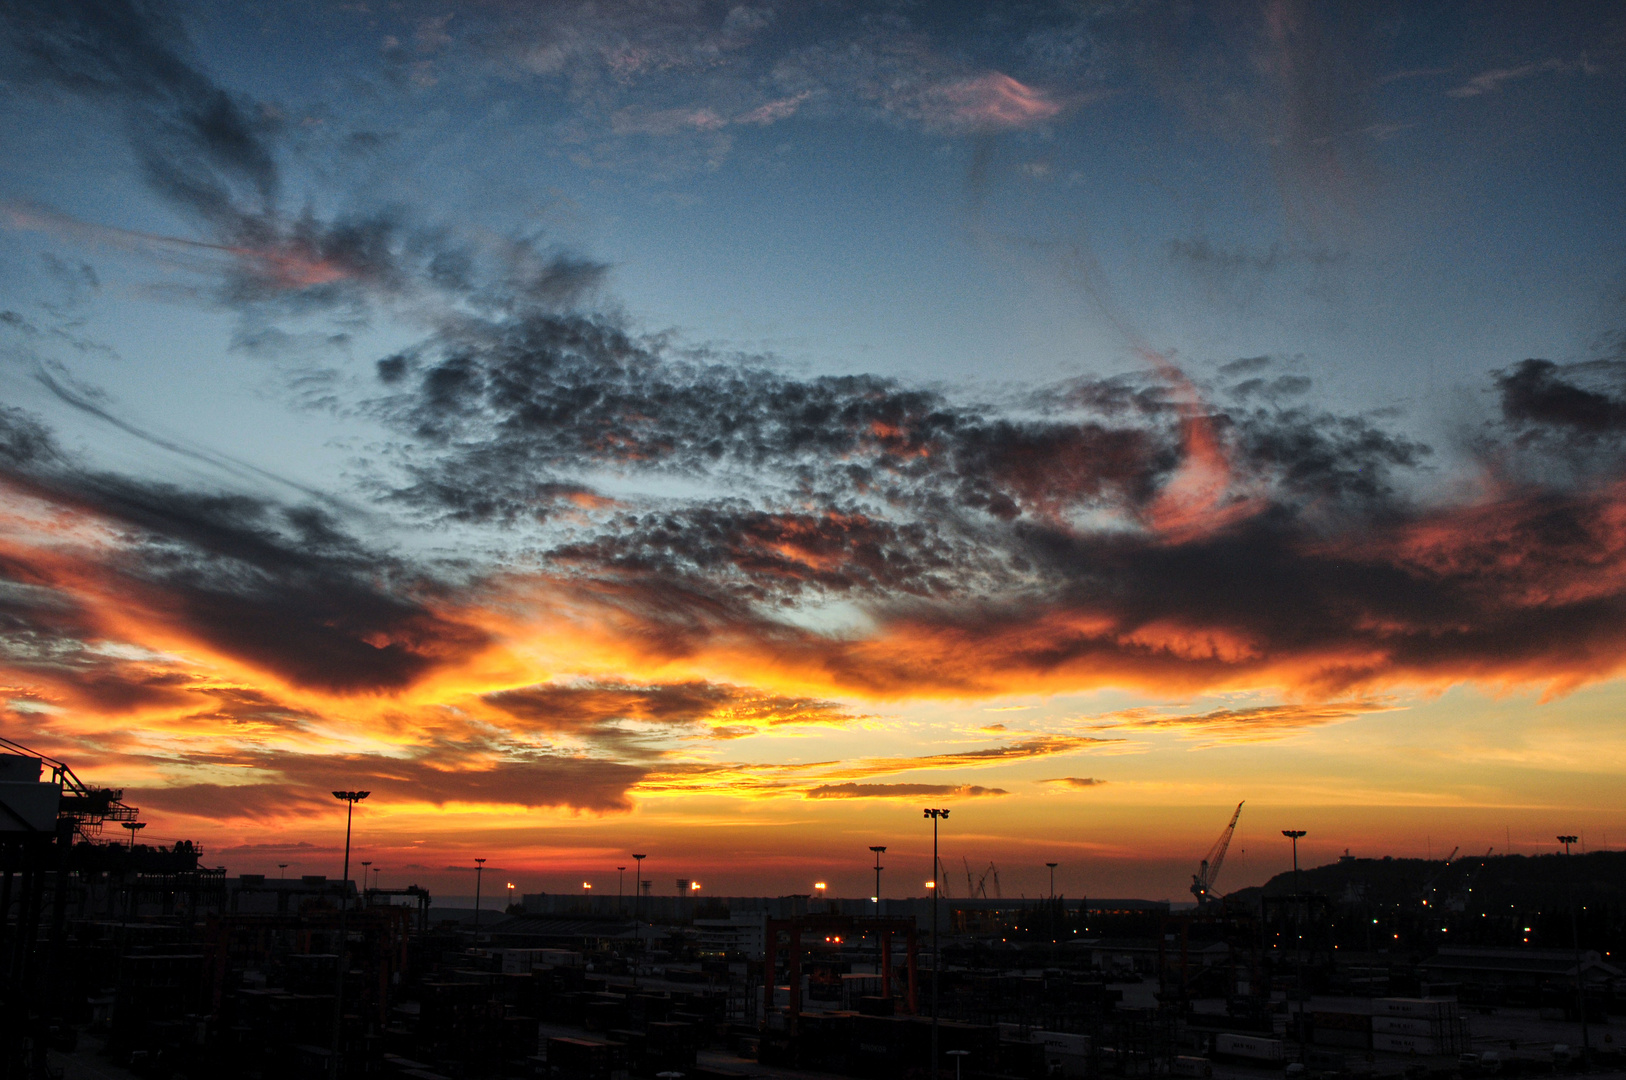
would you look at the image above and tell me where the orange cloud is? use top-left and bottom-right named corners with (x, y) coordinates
top-left (921, 72), bottom-right (1063, 130)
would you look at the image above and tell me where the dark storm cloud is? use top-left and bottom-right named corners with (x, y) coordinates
top-left (381, 312), bottom-right (1174, 533)
top-left (0, 0), bottom-right (279, 214)
top-left (0, 3), bottom-right (607, 323)
top-left (1498, 358), bottom-right (1626, 436)
top-left (0, 406), bottom-right (486, 694)
top-left (484, 679), bottom-right (858, 734)
top-left (355, 312), bottom-right (1626, 698)
top-left (132, 750), bottom-right (644, 817)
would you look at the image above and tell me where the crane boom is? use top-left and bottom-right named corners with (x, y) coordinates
top-left (1206, 801), bottom-right (1245, 886)
top-left (1190, 801), bottom-right (1244, 906)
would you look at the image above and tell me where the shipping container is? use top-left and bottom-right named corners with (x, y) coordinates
top-left (1373, 1033), bottom-right (1438, 1054)
top-left (1373, 1016), bottom-right (1436, 1036)
top-left (1374, 998), bottom-right (1453, 1019)
top-left (1214, 1033), bottom-right (1285, 1062)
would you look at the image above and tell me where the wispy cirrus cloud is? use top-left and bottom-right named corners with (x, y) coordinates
top-left (1039, 776), bottom-right (1107, 789)
top-left (1089, 700), bottom-right (1393, 744)
top-left (806, 782), bottom-right (1008, 799)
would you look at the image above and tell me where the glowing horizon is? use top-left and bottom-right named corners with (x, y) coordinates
top-left (2, 0), bottom-right (1624, 903)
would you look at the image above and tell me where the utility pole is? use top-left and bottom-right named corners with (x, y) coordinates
top-left (1282, 830), bottom-right (1307, 1062)
top-left (329, 790), bottom-right (370, 1080)
top-left (924, 809), bottom-right (950, 1079)
top-left (474, 857), bottom-right (486, 932)
top-left (1559, 835), bottom-right (1590, 1061)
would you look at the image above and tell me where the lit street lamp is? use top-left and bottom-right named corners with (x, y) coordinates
top-left (924, 808), bottom-right (950, 1078)
top-left (870, 844), bottom-right (888, 985)
top-left (1282, 829), bottom-right (1307, 1061)
top-left (1559, 835), bottom-right (1590, 1062)
top-left (329, 790), bottom-right (370, 1080)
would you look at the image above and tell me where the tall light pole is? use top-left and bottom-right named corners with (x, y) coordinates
top-left (1282, 829), bottom-right (1307, 1061)
top-left (870, 846), bottom-right (887, 983)
top-left (360, 861), bottom-right (371, 905)
top-left (123, 820), bottom-right (145, 851)
top-left (924, 808), bottom-right (950, 1079)
top-left (473, 857), bottom-right (486, 932)
top-left (330, 790), bottom-right (370, 1080)
top-left (1559, 835), bottom-right (1590, 1060)
top-left (1046, 862), bottom-right (1058, 900)
top-left (618, 866), bottom-right (626, 916)
top-left (632, 854), bottom-right (646, 923)
top-left (278, 863), bottom-right (288, 880)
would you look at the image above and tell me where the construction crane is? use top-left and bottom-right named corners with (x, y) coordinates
top-left (1190, 801), bottom-right (1244, 907)
top-left (960, 860), bottom-right (1002, 898)
top-left (1420, 845), bottom-right (1460, 907)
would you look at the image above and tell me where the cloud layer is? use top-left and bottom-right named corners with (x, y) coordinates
top-left (4, 0), bottom-right (1626, 830)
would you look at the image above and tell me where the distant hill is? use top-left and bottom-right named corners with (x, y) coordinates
top-left (1227, 850), bottom-right (1626, 911)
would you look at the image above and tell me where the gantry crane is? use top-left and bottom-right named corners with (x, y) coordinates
top-left (1190, 801), bottom-right (1244, 907)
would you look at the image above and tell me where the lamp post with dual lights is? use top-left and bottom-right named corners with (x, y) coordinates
top-left (870, 845), bottom-right (887, 981)
top-left (122, 820), bottom-right (145, 851)
top-left (473, 857), bottom-right (486, 932)
top-left (329, 790), bottom-right (370, 1080)
top-left (1558, 835), bottom-right (1590, 1061)
top-left (1282, 829), bottom-right (1307, 1060)
top-left (923, 808), bottom-right (950, 1078)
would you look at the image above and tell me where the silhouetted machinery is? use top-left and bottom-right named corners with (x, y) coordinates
top-left (2, 737), bottom-right (140, 1079)
top-left (1190, 801), bottom-right (1244, 907)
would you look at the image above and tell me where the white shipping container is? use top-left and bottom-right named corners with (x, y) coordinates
top-left (1214, 1033), bottom-right (1285, 1062)
top-left (1373, 1016), bottom-right (1436, 1036)
top-left (1374, 998), bottom-right (1453, 1019)
top-left (1036, 1032), bottom-right (1091, 1055)
top-left (1373, 1033), bottom-right (1439, 1054)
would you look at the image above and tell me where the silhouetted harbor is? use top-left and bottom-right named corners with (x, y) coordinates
top-left (4, 743), bottom-right (1624, 1080)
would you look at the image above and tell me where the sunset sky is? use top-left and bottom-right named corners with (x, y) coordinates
top-left (2, 0), bottom-right (1625, 903)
